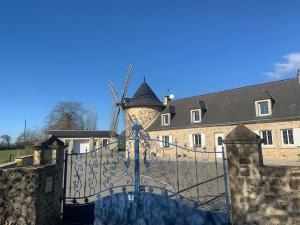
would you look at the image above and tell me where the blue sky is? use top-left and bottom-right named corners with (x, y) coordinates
top-left (1, 0), bottom-right (300, 141)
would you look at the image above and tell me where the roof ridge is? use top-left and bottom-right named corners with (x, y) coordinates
top-left (173, 77), bottom-right (297, 102)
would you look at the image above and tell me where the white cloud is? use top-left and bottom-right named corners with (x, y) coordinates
top-left (264, 52), bottom-right (300, 79)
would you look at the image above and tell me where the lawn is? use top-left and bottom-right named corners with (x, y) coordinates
top-left (0, 149), bottom-right (21, 164)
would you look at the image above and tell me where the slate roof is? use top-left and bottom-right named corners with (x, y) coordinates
top-left (148, 77), bottom-right (300, 131)
top-left (49, 130), bottom-right (117, 138)
top-left (126, 82), bottom-right (163, 108)
top-left (34, 136), bottom-right (65, 148)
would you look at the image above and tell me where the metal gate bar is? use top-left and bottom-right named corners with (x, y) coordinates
top-left (62, 122), bottom-right (230, 224)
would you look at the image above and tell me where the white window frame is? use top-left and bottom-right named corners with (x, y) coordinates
top-left (259, 130), bottom-right (274, 147)
top-left (191, 109), bottom-right (201, 123)
top-left (193, 134), bottom-right (202, 148)
top-left (255, 99), bottom-right (272, 117)
top-left (162, 135), bottom-right (170, 148)
top-left (161, 113), bottom-right (170, 126)
top-left (281, 129), bottom-right (295, 146)
top-left (189, 133), bottom-right (205, 150)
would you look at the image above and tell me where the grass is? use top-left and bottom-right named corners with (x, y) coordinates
top-left (0, 149), bottom-right (22, 164)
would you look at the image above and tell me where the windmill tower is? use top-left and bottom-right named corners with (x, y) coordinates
top-left (109, 68), bottom-right (163, 137)
top-left (125, 78), bottom-right (163, 135)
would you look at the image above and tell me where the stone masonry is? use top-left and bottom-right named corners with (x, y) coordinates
top-left (224, 125), bottom-right (300, 225)
top-left (0, 137), bottom-right (65, 225)
top-left (126, 106), bottom-right (161, 133)
top-left (124, 88), bottom-right (300, 161)
top-left (126, 106), bottom-right (161, 155)
top-left (0, 165), bottom-right (60, 225)
top-left (148, 120), bottom-right (300, 161)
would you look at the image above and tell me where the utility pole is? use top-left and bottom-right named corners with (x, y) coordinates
top-left (24, 120), bottom-right (27, 149)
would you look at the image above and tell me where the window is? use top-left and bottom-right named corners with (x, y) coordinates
top-left (191, 109), bottom-right (201, 123)
top-left (217, 137), bottom-right (223, 146)
top-left (255, 100), bottom-right (272, 116)
top-left (259, 101), bottom-right (269, 115)
top-left (260, 130), bottom-right (273, 146)
top-left (161, 113), bottom-right (170, 126)
top-left (162, 136), bottom-right (170, 148)
top-left (189, 133), bottom-right (205, 149)
top-left (102, 139), bottom-right (108, 147)
top-left (193, 134), bottom-right (202, 148)
top-left (281, 129), bottom-right (294, 145)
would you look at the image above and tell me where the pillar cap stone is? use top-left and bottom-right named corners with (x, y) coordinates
top-left (32, 136), bottom-right (66, 150)
top-left (224, 124), bottom-right (263, 144)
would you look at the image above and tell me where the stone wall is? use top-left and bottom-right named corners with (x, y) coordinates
top-left (126, 106), bottom-right (161, 133)
top-left (224, 125), bottom-right (300, 225)
top-left (0, 165), bottom-right (61, 225)
top-left (125, 106), bottom-right (161, 154)
top-left (0, 162), bottom-right (17, 169)
top-left (148, 119), bottom-right (300, 161)
top-left (0, 137), bottom-right (65, 225)
top-left (14, 154), bottom-right (34, 167)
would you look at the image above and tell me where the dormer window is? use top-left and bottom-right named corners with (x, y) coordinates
top-left (255, 100), bottom-right (272, 117)
top-left (259, 101), bottom-right (269, 115)
top-left (191, 109), bottom-right (201, 123)
top-left (161, 113), bottom-right (170, 126)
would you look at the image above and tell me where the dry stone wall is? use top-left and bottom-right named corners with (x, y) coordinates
top-left (224, 125), bottom-right (300, 225)
top-left (0, 164), bottom-right (61, 225)
top-left (0, 137), bottom-right (65, 225)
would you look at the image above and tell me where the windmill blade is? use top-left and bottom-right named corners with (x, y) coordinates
top-left (122, 110), bottom-right (127, 134)
top-left (120, 65), bottom-right (133, 102)
top-left (112, 107), bottom-right (121, 135)
top-left (109, 81), bottom-right (119, 104)
top-left (108, 65), bottom-right (133, 136)
top-left (110, 104), bottom-right (118, 132)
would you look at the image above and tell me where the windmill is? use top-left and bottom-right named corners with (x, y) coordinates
top-left (108, 65), bottom-right (133, 137)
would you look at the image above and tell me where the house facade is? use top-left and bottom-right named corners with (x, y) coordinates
top-left (49, 130), bottom-right (118, 153)
top-left (125, 71), bottom-right (300, 161)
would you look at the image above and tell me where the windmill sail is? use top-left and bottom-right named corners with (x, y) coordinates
top-left (108, 65), bottom-right (133, 137)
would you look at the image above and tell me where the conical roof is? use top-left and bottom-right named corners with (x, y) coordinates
top-left (126, 82), bottom-right (163, 108)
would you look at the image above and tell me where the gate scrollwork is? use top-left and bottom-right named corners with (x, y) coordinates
top-left (64, 125), bottom-right (229, 213)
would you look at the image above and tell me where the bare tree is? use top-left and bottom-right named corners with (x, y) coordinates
top-left (46, 101), bottom-right (86, 131)
top-left (85, 109), bottom-right (98, 130)
top-left (15, 127), bottom-right (45, 147)
top-left (1, 135), bottom-right (11, 148)
top-left (0, 138), bottom-right (5, 148)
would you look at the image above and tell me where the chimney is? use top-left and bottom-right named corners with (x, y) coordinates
top-left (163, 96), bottom-right (171, 106)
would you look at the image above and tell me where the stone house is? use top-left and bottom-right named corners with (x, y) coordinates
top-left (125, 71), bottom-right (300, 161)
top-left (48, 130), bottom-right (117, 153)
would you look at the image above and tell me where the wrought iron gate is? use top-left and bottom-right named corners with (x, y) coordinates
top-left (62, 124), bottom-right (230, 225)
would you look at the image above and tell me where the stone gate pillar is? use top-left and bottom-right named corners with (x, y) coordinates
top-left (224, 124), bottom-right (300, 225)
top-left (32, 136), bottom-right (66, 225)
top-left (223, 124), bottom-right (263, 225)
